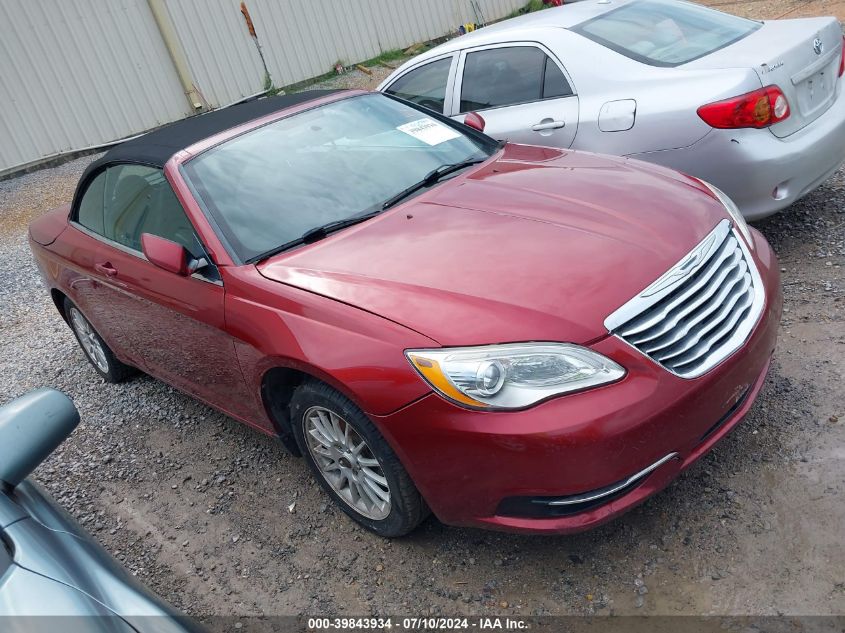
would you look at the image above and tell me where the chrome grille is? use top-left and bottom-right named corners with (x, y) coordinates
top-left (605, 220), bottom-right (764, 378)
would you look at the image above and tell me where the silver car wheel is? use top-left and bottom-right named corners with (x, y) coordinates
top-left (69, 307), bottom-right (109, 373)
top-left (303, 406), bottom-right (391, 520)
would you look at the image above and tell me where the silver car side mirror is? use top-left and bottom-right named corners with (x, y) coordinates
top-left (0, 388), bottom-right (79, 489)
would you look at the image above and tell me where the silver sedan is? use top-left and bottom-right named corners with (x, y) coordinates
top-left (378, 0), bottom-right (845, 219)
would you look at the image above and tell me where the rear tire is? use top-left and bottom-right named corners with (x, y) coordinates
top-left (64, 298), bottom-right (135, 383)
top-left (290, 379), bottom-right (429, 537)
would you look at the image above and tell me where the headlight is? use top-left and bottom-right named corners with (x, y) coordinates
top-left (405, 343), bottom-right (625, 410)
top-left (698, 180), bottom-right (754, 248)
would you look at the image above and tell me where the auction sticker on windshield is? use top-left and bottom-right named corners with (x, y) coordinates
top-left (397, 118), bottom-right (461, 145)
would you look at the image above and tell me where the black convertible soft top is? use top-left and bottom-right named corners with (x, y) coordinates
top-left (82, 90), bottom-right (341, 176)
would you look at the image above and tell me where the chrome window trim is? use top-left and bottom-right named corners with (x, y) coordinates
top-left (548, 452), bottom-right (679, 506)
top-left (604, 219), bottom-right (765, 379)
top-left (71, 220), bottom-right (146, 258)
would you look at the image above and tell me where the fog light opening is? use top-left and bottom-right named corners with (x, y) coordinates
top-left (772, 182), bottom-right (789, 201)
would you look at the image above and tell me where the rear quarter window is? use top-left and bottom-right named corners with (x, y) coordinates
top-left (572, 0), bottom-right (760, 67)
top-left (76, 171), bottom-right (106, 235)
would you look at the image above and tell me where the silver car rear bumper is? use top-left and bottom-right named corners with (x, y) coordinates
top-left (629, 87), bottom-right (845, 220)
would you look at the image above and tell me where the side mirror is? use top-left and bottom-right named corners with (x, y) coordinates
top-left (141, 233), bottom-right (202, 276)
top-left (464, 111), bottom-right (486, 132)
top-left (0, 388), bottom-right (79, 488)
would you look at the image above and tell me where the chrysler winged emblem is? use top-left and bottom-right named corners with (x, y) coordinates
top-left (813, 38), bottom-right (824, 55)
top-left (640, 232), bottom-right (717, 297)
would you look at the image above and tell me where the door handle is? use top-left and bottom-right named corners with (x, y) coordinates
top-left (531, 120), bottom-right (565, 131)
top-left (94, 262), bottom-right (118, 277)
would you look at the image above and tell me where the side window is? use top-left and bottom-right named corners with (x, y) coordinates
top-left (99, 164), bottom-right (199, 254)
top-left (384, 57), bottom-right (452, 113)
top-left (460, 47), bottom-right (572, 112)
top-left (76, 171), bottom-right (107, 235)
top-left (543, 56), bottom-right (572, 99)
top-left (137, 176), bottom-right (200, 254)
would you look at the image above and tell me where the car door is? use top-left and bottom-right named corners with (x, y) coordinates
top-left (59, 170), bottom-right (147, 367)
top-left (451, 43), bottom-right (579, 147)
top-left (382, 54), bottom-right (457, 114)
top-left (77, 163), bottom-right (256, 419)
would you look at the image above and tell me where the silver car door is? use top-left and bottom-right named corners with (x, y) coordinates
top-left (450, 42), bottom-right (579, 147)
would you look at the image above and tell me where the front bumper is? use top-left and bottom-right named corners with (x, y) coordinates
top-left (629, 86), bottom-right (845, 220)
top-left (372, 230), bottom-right (781, 534)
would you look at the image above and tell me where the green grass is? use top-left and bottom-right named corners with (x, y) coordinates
top-left (278, 49), bottom-right (410, 94)
top-left (361, 49), bottom-right (407, 68)
top-left (263, 70), bottom-right (284, 96)
top-left (279, 69), bottom-right (337, 95)
top-left (505, 0), bottom-right (549, 19)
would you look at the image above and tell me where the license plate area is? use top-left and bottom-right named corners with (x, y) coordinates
top-left (795, 66), bottom-right (836, 118)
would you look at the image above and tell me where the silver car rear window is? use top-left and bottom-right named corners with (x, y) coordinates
top-left (572, 0), bottom-right (760, 67)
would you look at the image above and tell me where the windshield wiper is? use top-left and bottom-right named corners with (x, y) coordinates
top-left (381, 157), bottom-right (487, 211)
top-left (249, 211), bottom-right (382, 263)
top-left (300, 212), bottom-right (382, 243)
top-left (249, 157), bottom-right (487, 264)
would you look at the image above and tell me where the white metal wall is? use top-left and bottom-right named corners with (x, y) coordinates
top-left (163, 0), bottom-right (266, 109)
top-left (243, 0), bottom-right (525, 87)
top-left (164, 0), bottom-right (526, 105)
top-left (0, 0), bottom-right (190, 174)
top-left (0, 0), bottom-right (525, 175)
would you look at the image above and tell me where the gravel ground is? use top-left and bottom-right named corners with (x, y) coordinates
top-left (1, 70), bottom-right (844, 623)
top-left (699, 0), bottom-right (845, 20)
top-left (303, 61), bottom-right (402, 93)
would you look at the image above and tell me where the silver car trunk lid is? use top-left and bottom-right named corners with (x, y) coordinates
top-left (686, 17), bottom-right (843, 138)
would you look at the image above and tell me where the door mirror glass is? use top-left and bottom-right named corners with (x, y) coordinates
top-left (141, 233), bottom-right (196, 276)
top-left (464, 112), bottom-right (486, 132)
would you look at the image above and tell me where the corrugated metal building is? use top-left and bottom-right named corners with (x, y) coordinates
top-left (0, 0), bottom-right (525, 176)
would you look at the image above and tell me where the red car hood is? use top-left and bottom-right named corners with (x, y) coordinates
top-left (257, 145), bottom-right (728, 346)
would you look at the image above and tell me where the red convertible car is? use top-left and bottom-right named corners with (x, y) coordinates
top-left (29, 90), bottom-right (781, 536)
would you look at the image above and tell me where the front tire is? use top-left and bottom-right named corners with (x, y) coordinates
top-left (290, 380), bottom-right (429, 537)
top-left (65, 298), bottom-right (134, 383)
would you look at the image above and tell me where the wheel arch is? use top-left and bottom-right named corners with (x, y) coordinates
top-left (260, 366), bottom-right (308, 456)
top-left (261, 360), bottom-right (366, 457)
top-left (259, 357), bottom-right (386, 457)
top-left (50, 288), bottom-right (70, 323)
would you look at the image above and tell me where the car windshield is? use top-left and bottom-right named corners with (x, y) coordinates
top-left (572, 0), bottom-right (760, 67)
top-left (183, 93), bottom-right (494, 262)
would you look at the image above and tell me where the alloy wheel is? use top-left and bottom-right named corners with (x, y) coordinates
top-left (69, 307), bottom-right (109, 373)
top-left (303, 406), bottom-right (391, 520)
